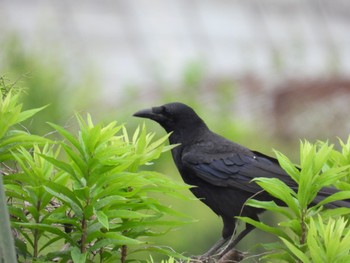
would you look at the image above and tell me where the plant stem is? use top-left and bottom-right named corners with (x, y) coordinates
top-left (33, 229), bottom-right (39, 259)
top-left (81, 216), bottom-right (87, 253)
top-left (99, 247), bottom-right (103, 263)
top-left (33, 200), bottom-right (42, 259)
top-left (300, 209), bottom-right (307, 245)
top-left (121, 245), bottom-right (127, 263)
top-left (81, 199), bottom-right (90, 253)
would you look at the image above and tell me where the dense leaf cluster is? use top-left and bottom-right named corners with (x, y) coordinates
top-left (0, 81), bottom-right (190, 262)
top-left (240, 139), bottom-right (350, 262)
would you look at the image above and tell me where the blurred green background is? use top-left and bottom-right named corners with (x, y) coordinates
top-left (1, 1), bottom-right (350, 261)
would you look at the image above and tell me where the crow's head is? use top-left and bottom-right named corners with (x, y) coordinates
top-left (133, 102), bottom-right (207, 134)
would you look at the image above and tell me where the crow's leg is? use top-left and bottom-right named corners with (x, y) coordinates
top-left (201, 216), bottom-right (235, 258)
top-left (219, 215), bottom-right (259, 257)
top-left (201, 236), bottom-right (230, 258)
top-left (219, 223), bottom-right (254, 256)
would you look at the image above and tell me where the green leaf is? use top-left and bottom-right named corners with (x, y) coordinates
top-left (254, 177), bottom-right (299, 215)
top-left (246, 199), bottom-right (293, 219)
top-left (0, 132), bottom-right (47, 148)
top-left (8, 206), bottom-right (29, 222)
top-left (13, 222), bottom-right (75, 244)
top-left (93, 195), bottom-right (127, 210)
top-left (307, 219), bottom-right (325, 262)
top-left (17, 105), bottom-right (48, 123)
top-left (274, 150), bottom-right (300, 183)
top-left (279, 219), bottom-right (302, 236)
top-left (320, 207), bottom-right (350, 219)
top-left (96, 210), bottom-right (109, 230)
top-left (44, 182), bottom-right (83, 216)
top-left (73, 186), bottom-right (90, 201)
top-left (237, 216), bottom-right (289, 239)
top-left (84, 204), bottom-right (94, 219)
top-left (315, 191), bottom-right (350, 208)
top-left (280, 237), bottom-right (311, 263)
top-left (40, 154), bottom-right (82, 184)
top-left (39, 236), bottom-right (62, 253)
top-left (105, 209), bottom-right (153, 220)
top-left (0, 133), bottom-right (48, 161)
top-left (88, 234), bottom-right (142, 251)
top-left (116, 219), bottom-right (188, 231)
top-left (84, 125), bottom-right (101, 155)
top-left (317, 166), bottom-right (350, 188)
top-left (135, 125), bottom-right (147, 155)
top-left (71, 247), bottom-right (87, 263)
top-left (48, 122), bottom-right (84, 156)
top-left (61, 144), bottom-right (87, 178)
top-left (307, 216), bottom-right (350, 263)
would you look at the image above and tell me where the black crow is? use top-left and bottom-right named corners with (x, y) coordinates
top-left (133, 102), bottom-right (349, 259)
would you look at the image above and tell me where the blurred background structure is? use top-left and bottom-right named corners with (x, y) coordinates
top-left (1, 0), bottom-right (350, 260)
top-left (1, 0), bottom-right (350, 140)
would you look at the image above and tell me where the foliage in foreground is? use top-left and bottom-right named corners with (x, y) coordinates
top-left (2, 77), bottom-right (350, 262)
top-left (240, 138), bottom-right (350, 262)
top-left (0, 80), bottom-right (190, 262)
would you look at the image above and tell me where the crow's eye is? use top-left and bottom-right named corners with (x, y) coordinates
top-left (153, 106), bottom-right (172, 117)
top-left (161, 107), bottom-right (173, 118)
top-left (153, 106), bottom-right (165, 114)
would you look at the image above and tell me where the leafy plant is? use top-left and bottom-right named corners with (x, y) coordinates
top-left (0, 78), bottom-right (48, 263)
top-left (0, 78), bottom-right (47, 161)
top-left (1, 79), bottom-right (191, 262)
top-left (6, 118), bottom-right (191, 262)
top-left (239, 139), bottom-right (350, 262)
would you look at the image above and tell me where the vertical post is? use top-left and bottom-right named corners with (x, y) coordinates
top-left (0, 175), bottom-right (17, 262)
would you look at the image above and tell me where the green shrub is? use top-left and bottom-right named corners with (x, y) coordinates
top-left (239, 139), bottom-right (350, 262)
top-left (1, 79), bottom-right (190, 262)
top-left (0, 78), bottom-right (49, 263)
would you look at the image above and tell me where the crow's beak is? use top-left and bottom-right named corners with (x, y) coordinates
top-left (133, 106), bottom-right (168, 124)
top-left (133, 108), bottom-right (159, 120)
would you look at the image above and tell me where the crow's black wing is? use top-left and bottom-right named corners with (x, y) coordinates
top-left (182, 150), bottom-right (297, 195)
top-left (183, 148), bottom-right (350, 208)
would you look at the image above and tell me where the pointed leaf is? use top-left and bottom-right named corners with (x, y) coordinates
top-left (44, 182), bottom-right (83, 216)
top-left (254, 177), bottom-right (299, 215)
top-left (280, 237), bottom-right (311, 263)
top-left (39, 154), bottom-right (82, 184)
top-left (48, 122), bottom-right (84, 156)
top-left (96, 211), bottom-right (109, 230)
top-left (17, 105), bottom-right (48, 123)
top-left (13, 222), bottom-right (75, 244)
top-left (246, 199), bottom-right (293, 219)
top-left (237, 216), bottom-right (289, 239)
